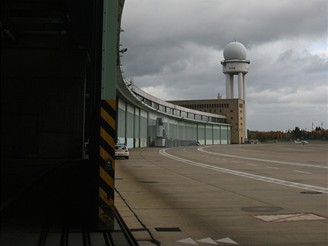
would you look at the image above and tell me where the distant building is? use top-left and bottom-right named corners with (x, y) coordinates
top-left (168, 99), bottom-right (244, 144)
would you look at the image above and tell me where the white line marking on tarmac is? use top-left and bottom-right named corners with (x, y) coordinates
top-left (159, 149), bottom-right (328, 194)
top-left (293, 170), bottom-right (313, 174)
top-left (198, 147), bottom-right (328, 169)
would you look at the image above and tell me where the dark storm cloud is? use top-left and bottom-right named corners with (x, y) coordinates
top-left (122, 0), bottom-right (326, 48)
top-left (120, 0), bottom-right (327, 131)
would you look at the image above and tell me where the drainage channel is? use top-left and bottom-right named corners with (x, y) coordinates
top-left (155, 227), bottom-right (181, 232)
top-left (300, 191), bottom-right (323, 194)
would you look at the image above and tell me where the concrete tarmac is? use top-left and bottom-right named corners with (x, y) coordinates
top-left (115, 143), bottom-right (328, 246)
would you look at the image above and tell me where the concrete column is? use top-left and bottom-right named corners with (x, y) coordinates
top-left (243, 75), bottom-right (246, 101)
top-left (226, 74), bottom-right (231, 99)
top-left (230, 74), bottom-right (234, 99)
top-left (243, 76), bottom-right (247, 140)
top-left (238, 72), bottom-right (243, 100)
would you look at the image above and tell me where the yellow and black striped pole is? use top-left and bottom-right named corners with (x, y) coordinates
top-left (97, 0), bottom-right (120, 229)
top-left (99, 99), bottom-right (116, 228)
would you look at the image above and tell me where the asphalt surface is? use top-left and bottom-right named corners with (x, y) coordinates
top-left (1, 143), bottom-right (327, 246)
top-left (115, 142), bottom-right (328, 246)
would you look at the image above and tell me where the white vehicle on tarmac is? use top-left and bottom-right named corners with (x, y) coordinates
top-left (294, 140), bottom-right (309, 145)
top-left (115, 144), bottom-right (129, 159)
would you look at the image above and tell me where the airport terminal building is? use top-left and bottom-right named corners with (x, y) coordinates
top-left (169, 98), bottom-right (245, 144)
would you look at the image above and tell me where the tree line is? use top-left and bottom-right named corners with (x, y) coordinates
top-left (248, 127), bottom-right (328, 142)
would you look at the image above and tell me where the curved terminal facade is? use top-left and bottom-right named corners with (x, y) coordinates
top-left (115, 67), bottom-right (231, 148)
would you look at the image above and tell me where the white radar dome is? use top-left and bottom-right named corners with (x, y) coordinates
top-left (223, 41), bottom-right (247, 60)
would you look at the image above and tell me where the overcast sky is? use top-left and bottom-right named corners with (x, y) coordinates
top-left (120, 0), bottom-right (328, 131)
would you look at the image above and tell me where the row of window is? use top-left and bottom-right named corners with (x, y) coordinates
top-left (181, 103), bottom-right (230, 109)
top-left (136, 95), bottom-right (226, 124)
top-left (200, 109), bottom-right (222, 113)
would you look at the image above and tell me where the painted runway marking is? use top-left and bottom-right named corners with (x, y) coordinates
top-left (197, 237), bottom-right (217, 244)
top-left (159, 149), bottom-right (328, 194)
top-left (177, 237), bottom-right (238, 245)
top-left (217, 237), bottom-right (238, 245)
top-left (198, 147), bottom-right (328, 169)
top-left (177, 237), bottom-right (198, 245)
top-left (293, 170), bottom-right (312, 175)
top-left (254, 213), bottom-right (326, 222)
